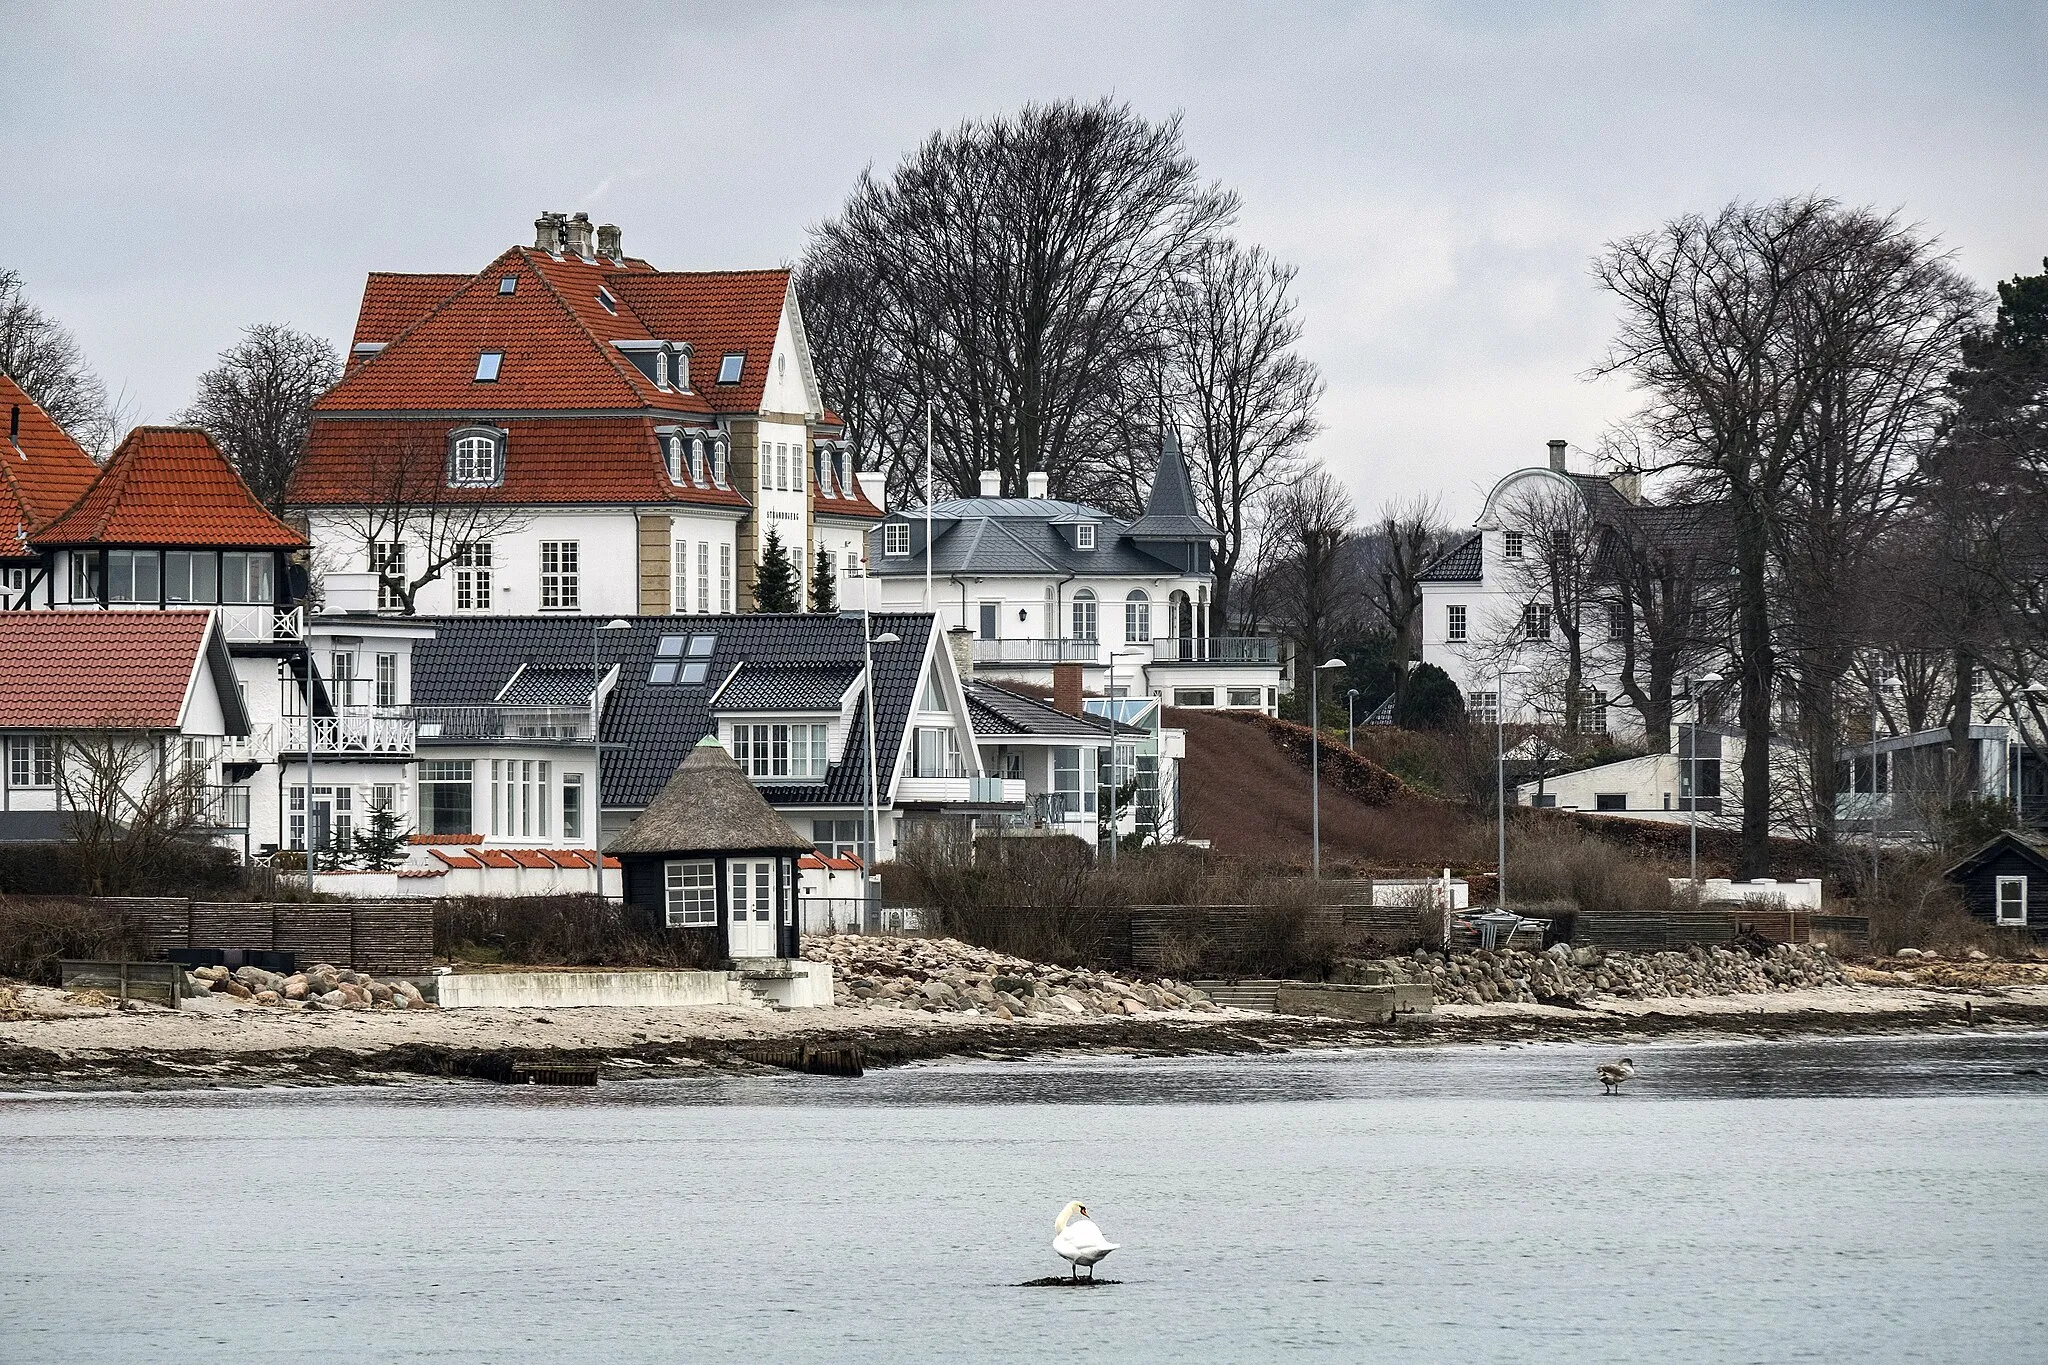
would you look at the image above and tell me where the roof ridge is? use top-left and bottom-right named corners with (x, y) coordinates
top-left (323, 248), bottom-right (527, 398)
top-left (514, 247), bottom-right (665, 408)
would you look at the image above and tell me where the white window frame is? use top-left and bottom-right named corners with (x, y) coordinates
top-left (1469, 691), bottom-right (1500, 725)
top-left (539, 540), bottom-right (580, 611)
top-left (7, 735), bottom-right (55, 789)
top-left (371, 541), bottom-right (406, 611)
top-left (474, 351), bottom-right (503, 383)
top-left (1072, 589), bottom-right (1098, 643)
top-left (665, 859), bottom-right (718, 927)
top-left (719, 544), bottom-right (733, 612)
top-left (697, 542), bottom-right (710, 614)
top-left (1996, 875), bottom-right (2028, 927)
top-left (884, 522), bottom-right (910, 557)
top-left (672, 540), bottom-right (691, 615)
top-left (1447, 604), bottom-right (1467, 642)
top-left (727, 722), bottom-right (831, 780)
top-left (1075, 523), bottom-right (1096, 551)
top-left (449, 430), bottom-right (502, 487)
top-left (454, 541), bottom-right (493, 612)
top-left (1502, 529), bottom-right (1524, 559)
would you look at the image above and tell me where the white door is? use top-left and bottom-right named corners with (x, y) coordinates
top-left (728, 859), bottom-right (777, 957)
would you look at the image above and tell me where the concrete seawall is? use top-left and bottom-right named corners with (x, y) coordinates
top-left (437, 971), bottom-right (743, 1010)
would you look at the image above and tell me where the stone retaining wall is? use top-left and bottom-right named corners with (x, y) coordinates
top-left (1364, 942), bottom-right (1848, 1006)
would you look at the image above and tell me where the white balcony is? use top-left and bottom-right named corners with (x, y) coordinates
top-left (414, 706), bottom-right (589, 743)
top-left (895, 775), bottom-right (1026, 806)
top-left (1149, 636), bottom-right (1279, 665)
top-left (282, 709), bottom-right (415, 756)
top-left (218, 604), bottom-right (305, 644)
top-left (221, 725), bottom-right (277, 766)
top-left (973, 638), bottom-right (1099, 665)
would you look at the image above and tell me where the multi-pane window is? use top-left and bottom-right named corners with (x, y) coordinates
top-left (562, 773), bottom-right (584, 840)
top-left (818, 449), bottom-right (833, 496)
top-left (1447, 604), bottom-right (1467, 642)
top-left (672, 540), bottom-right (691, 614)
top-left (451, 433), bottom-right (499, 484)
top-left (719, 544), bottom-right (733, 612)
top-left (330, 650), bottom-right (358, 708)
top-left (1071, 589), bottom-right (1098, 642)
top-left (648, 633), bottom-right (716, 684)
top-left (1468, 691), bottom-right (1500, 724)
top-left (375, 654), bottom-right (398, 708)
top-left (1996, 876), bottom-right (2028, 926)
top-left (371, 542), bottom-right (406, 611)
top-left (6, 736), bottom-right (55, 788)
top-left (811, 819), bottom-right (861, 859)
top-left (912, 725), bottom-right (964, 778)
top-left (68, 552), bottom-right (101, 602)
top-left (1502, 530), bottom-right (1524, 558)
top-left (454, 542), bottom-right (492, 611)
top-left (728, 723), bottom-right (830, 780)
top-left (713, 441), bottom-right (728, 486)
top-left (697, 542), bottom-right (710, 614)
top-left (1075, 523), bottom-right (1096, 551)
top-left (666, 436), bottom-right (684, 483)
top-left (222, 552), bottom-right (274, 605)
top-left (107, 549), bottom-right (162, 603)
top-left (690, 439), bottom-right (705, 485)
top-left (490, 758), bottom-right (552, 837)
top-left (1125, 590), bottom-right (1150, 643)
top-left (1522, 602), bottom-right (1552, 640)
top-left (665, 860), bottom-right (718, 926)
top-left (540, 541), bottom-right (580, 610)
top-left (164, 551), bottom-right (218, 603)
top-left (884, 523), bottom-right (910, 557)
top-left (418, 759), bottom-right (475, 835)
top-left (1052, 746), bottom-right (1097, 814)
top-left (1579, 689), bottom-right (1609, 734)
top-left (1607, 603), bottom-right (1627, 641)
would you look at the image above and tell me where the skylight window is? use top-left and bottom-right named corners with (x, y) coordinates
top-left (650, 633), bottom-right (716, 684)
top-left (717, 353), bottom-right (745, 384)
top-left (474, 351), bottom-right (503, 383)
top-left (498, 276), bottom-right (516, 295)
top-left (596, 287), bottom-right (617, 315)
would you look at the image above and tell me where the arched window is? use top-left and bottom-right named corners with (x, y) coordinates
top-left (664, 436), bottom-right (684, 484)
top-left (448, 428), bottom-right (503, 487)
top-left (1071, 589), bottom-right (1098, 643)
top-left (712, 440), bottom-right (729, 487)
top-left (1168, 589), bottom-right (1193, 638)
top-left (689, 438), bottom-right (705, 485)
top-left (1124, 590), bottom-right (1150, 644)
top-left (818, 447), bottom-right (834, 497)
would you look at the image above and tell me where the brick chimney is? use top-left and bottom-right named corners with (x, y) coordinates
top-left (534, 211), bottom-right (567, 253)
top-left (1053, 662), bottom-right (1084, 716)
top-left (1548, 439), bottom-right (1567, 472)
top-left (979, 469), bottom-right (1002, 497)
top-left (564, 212), bottom-right (596, 260)
top-left (597, 223), bottom-right (622, 261)
top-left (947, 626), bottom-right (974, 683)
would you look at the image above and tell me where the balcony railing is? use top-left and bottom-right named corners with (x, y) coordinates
top-left (218, 604), bottom-right (305, 643)
top-left (414, 706), bottom-right (589, 743)
top-left (972, 638), bottom-right (1100, 665)
top-left (222, 725), bottom-right (276, 766)
top-left (1149, 636), bottom-right (1279, 664)
top-left (282, 708), bottom-right (415, 755)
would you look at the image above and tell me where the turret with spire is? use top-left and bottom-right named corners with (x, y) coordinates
top-left (1124, 425), bottom-right (1218, 573)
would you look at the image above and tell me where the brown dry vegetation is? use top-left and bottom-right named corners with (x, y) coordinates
top-left (435, 895), bottom-right (722, 969)
top-left (0, 897), bottom-right (150, 986)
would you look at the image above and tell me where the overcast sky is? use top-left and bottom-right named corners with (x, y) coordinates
top-left (7, 1), bottom-right (2044, 520)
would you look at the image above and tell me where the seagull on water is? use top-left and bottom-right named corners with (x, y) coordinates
top-left (1053, 1201), bottom-right (1119, 1280)
top-left (1597, 1057), bottom-right (1636, 1095)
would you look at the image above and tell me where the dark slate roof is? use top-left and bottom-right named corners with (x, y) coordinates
top-left (871, 497), bottom-right (1191, 577)
top-left (608, 736), bottom-right (813, 856)
top-left (409, 612), bottom-right (935, 809)
top-left (712, 663), bottom-right (858, 712)
top-left (1945, 830), bottom-right (2048, 881)
top-left (1125, 430), bottom-right (1218, 541)
top-left (496, 663), bottom-right (596, 708)
top-left (1417, 532), bottom-right (1483, 582)
top-left (965, 681), bottom-right (1127, 739)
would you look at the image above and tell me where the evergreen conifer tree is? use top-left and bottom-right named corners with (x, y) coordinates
top-left (355, 800), bottom-right (411, 871)
top-left (811, 548), bottom-right (838, 613)
top-left (754, 528), bottom-right (801, 612)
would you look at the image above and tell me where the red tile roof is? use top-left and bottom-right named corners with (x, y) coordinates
top-left (0, 375), bottom-right (103, 558)
top-left (0, 610), bottom-right (215, 728)
top-left (604, 269), bottom-right (790, 415)
top-left (411, 832), bottom-right (485, 845)
top-left (35, 427), bottom-right (306, 548)
top-left (291, 416), bottom-right (750, 509)
top-left (352, 273), bottom-right (471, 351)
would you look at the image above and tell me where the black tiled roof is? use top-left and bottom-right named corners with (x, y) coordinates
top-left (1125, 431), bottom-right (1219, 541)
top-left (409, 612), bottom-right (935, 810)
top-left (872, 499), bottom-right (1194, 577)
top-left (1417, 532), bottom-right (1483, 581)
top-left (496, 664), bottom-right (596, 708)
top-left (712, 663), bottom-right (859, 712)
top-left (965, 680), bottom-right (1125, 739)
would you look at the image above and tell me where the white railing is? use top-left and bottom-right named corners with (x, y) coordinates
top-left (1150, 636), bottom-right (1279, 664)
top-left (414, 706), bottom-right (587, 742)
top-left (283, 709), bottom-right (415, 755)
top-left (221, 725), bottom-right (277, 766)
top-left (972, 638), bottom-right (1100, 664)
top-left (217, 604), bottom-right (305, 643)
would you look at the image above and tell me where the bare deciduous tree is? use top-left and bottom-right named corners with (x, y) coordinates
top-left (1262, 468), bottom-right (1358, 683)
top-left (59, 727), bottom-right (216, 896)
top-left (0, 268), bottom-right (117, 457)
top-left (179, 323), bottom-right (342, 511)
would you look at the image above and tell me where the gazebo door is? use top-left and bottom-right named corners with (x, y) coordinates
top-left (727, 859), bottom-right (777, 957)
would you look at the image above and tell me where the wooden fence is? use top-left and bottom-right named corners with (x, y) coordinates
top-left (68, 897), bottom-right (434, 976)
top-left (1128, 904), bottom-right (1345, 974)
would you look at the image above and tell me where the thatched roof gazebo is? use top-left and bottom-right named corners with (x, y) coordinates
top-left (611, 736), bottom-right (814, 960)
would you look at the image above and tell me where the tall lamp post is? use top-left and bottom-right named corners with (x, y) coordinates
top-left (1869, 674), bottom-right (1900, 891)
top-left (1346, 688), bottom-right (1359, 751)
top-left (1310, 658), bottom-right (1346, 880)
top-left (863, 623), bottom-right (901, 931)
top-left (589, 618), bottom-right (631, 897)
top-left (1682, 671), bottom-right (1723, 899)
top-left (2022, 680), bottom-right (2048, 830)
top-left (1495, 664), bottom-right (1530, 911)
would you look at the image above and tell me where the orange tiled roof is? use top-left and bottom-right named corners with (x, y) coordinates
top-left (411, 832), bottom-right (485, 845)
top-left (0, 375), bottom-right (102, 558)
top-left (352, 273), bottom-right (471, 351)
top-left (291, 416), bottom-right (750, 509)
top-left (0, 610), bottom-right (213, 728)
top-left (35, 427), bottom-right (306, 549)
top-left (604, 268), bottom-right (790, 415)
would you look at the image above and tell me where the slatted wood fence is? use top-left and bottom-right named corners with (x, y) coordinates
top-left (52, 897), bottom-right (435, 975)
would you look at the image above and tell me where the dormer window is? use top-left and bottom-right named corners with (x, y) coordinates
top-left (474, 351), bottom-right (503, 383)
top-left (497, 276), bottom-right (516, 295)
top-left (665, 435), bottom-right (684, 484)
top-left (674, 350), bottom-right (690, 390)
top-left (655, 351), bottom-right (671, 390)
top-left (818, 448), bottom-right (834, 497)
top-left (884, 522), bottom-right (910, 557)
top-left (448, 427), bottom-right (505, 487)
top-left (840, 448), bottom-right (855, 498)
top-left (690, 439), bottom-right (706, 485)
top-left (712, 439), bottom-right (729, 487)
top-left (1075, 523), bottom-right (1096, 551)
top-left (596, 287), bottom-right (618, 315)
top-left (717, 353), bottom-right (744, 385)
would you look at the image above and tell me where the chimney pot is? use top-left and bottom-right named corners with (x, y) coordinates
top-left (1548, 439), bottom-right (1568, 472)
top-left (978, 469), bottom-right (1002, 497)
top-left (1053, 662), bottom-right (1084, 716)
top-left (534, 211), bottom-right (567, 253)
top-left (1026, 470), bottom-right (1050, 499)
top-left (565, 213), bottom-right (595, 260)
top-left (597, 224), bottom-right (622, 261)
top-left (947, 626), bottom-right (975, 683)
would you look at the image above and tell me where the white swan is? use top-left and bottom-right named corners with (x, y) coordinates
top-left (1597, 1057), bottom-right (1635, 1095)
top-left (1052, 1201), bottom-right (1119, 1280)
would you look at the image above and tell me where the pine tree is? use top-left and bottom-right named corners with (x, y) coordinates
top-left (811, 548), bottom-right (838, 613)
top-left (355, 800), bottom-right (411, 872)
top-left (754, 528), bottom-right (801, 612)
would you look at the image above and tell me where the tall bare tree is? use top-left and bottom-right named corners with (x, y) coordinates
top-left (1165, 239), bottom-right (1322, 634)
top-left (0, 268), bottom-right (116, 456)
top-left (1358, 495), bottom-right (1446, 669)
top-left (799, 100), bottom-right (1236, 504)
top-left (59, 727), bottom-right (216, 896)
top-left (1262, 468), bottom-right (1358, 685)
top-left (180, 323), bottom-right (342, 511)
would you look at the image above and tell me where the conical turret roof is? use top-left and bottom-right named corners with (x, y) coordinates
top-left (607, 735), bottom-right (813, 856)
top-left (1125, 426), bottom-right (1218, 541)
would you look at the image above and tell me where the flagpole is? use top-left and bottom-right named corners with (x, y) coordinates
top-left (923, 398), bottom-right (933, 611)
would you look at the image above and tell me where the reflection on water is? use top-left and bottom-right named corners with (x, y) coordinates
top-left (3, 1035), bottom-right (2046, 1364)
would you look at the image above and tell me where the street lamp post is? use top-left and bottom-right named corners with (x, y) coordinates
top-left (1347, 688), bottom-right (1359, 751)
top-left (590, 618), bottom-right (631, 897)
top-left (1683, 671), bottom-right (1723, 900)
top-left (1310, 658), bottom-right (1345, 880)
top-left (1496, 664), bottom-right (1530, 911)
top-left (1869, 675), bottom-right (1900, 891)
top-left (863, 623), bottom-right (901, 931)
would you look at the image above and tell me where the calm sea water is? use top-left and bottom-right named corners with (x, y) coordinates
top-left (4, 1035), bottom-right (2046, 1364)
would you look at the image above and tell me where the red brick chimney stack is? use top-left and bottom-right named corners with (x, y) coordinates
top-left (1053, 663), bottom-right (1084, 716)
